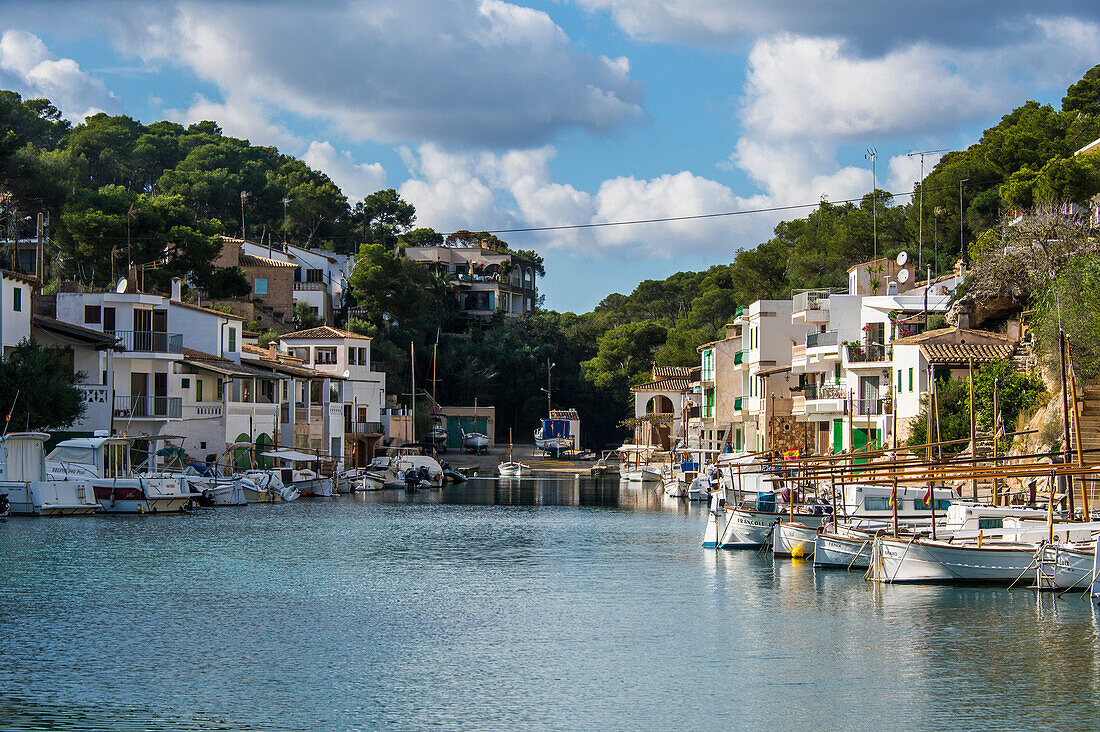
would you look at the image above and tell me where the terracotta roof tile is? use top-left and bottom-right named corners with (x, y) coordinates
top-left (921, 343), bottom-right (1015, 364)
top-left (631, 378), bottom-right (692, 392)
top-left (281, 325), bottom-right (371, 340)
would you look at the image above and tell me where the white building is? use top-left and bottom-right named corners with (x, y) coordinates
top-left (277, 325), bottom-right (385, 465)
top-left (1, 270), bottom-right (34, 357)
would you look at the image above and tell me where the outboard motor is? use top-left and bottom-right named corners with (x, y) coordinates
top-left (0, 494), bottom-right (9, 517)
top-left (417, 466), bottom-right (431, 484)
top-left (403, 468), bottom-right (418, 490)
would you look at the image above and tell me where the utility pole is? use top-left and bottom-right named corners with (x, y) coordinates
top-left (959, 178), bottom-right (969, 266)
top-left (545, 358), bottom-right (556, 416)
top-left (907, 148), bottom-right (948, 273)
top-left (865, 148), bottom-right (878, 262)
top-left (35, 212), bottom-right (44, 282)
top-left (240, 191), bottom-right (248, 240)
top-left (282, 197), bottom-right (291, 246)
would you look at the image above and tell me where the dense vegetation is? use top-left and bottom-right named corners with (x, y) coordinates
top-left (3, 65), bottom-right (1100, 447)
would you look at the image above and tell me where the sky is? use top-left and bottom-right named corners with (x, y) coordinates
top-left (1, 1), bottom-right (1098, 312)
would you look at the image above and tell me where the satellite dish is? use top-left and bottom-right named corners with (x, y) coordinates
top-left (896, 251), bottom-right (909, 266)
top-left (115, 277), bottom-right (128, 294)
top-left (343, 369), bottom-right (350, 378)
top-left (897, 269), bottom-right (910, 284)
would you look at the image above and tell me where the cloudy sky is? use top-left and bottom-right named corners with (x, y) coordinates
top-left (1, 1), bottom-right (1098, 310)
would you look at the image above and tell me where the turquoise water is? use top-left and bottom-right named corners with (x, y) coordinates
top-left (2, 476), bottom-right (1099, 731)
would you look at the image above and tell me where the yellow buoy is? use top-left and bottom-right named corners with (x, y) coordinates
top-left (791, 545), bottom-right (805, 559)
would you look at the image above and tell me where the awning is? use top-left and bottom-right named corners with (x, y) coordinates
top-left (263, 448), bottom-right (320, 462)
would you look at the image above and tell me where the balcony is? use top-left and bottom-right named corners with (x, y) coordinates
top-left (803, 382), bottom-right (847, 401)
top-left (792, 289), bottom-right (834, 313)
top-left (846, 343), bottom-right (888, 363)
top-left (294, 282), bottom-right (325, 291)
top-left (114, 330), bottom-right (183, 354)
top-left (113, 395), bottom-right (182, 419)
top-left (347, 421), bottom-right (383, 435)
top-left (806, 330), bottom-right (839, 349)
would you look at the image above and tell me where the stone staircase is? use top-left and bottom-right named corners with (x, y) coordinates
top-left (1076, 382), bottom-right (1100, 461)
top-left (1009, 340), bottom-right (1034, 375)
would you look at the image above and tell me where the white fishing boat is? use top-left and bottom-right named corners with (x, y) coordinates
top-left (178, 467), bottom-right (249, 506)
top-left (46, 433), bottom-right (197, 513)
top-left (262, 448), bottom-right (333, 497)
top-left (335, 467), bottom-right (386, 492)
top-left (869, 534), bottom-right (1041, 584)
top-left (687, 472), bottom-right (712, 501)
top-left (813, 526), bottom-right (878, 569)
top-left (461, 429), bottom-right (490, 454)
top-left (621, 465), bottom-right (662, 483)
top-left (1038, 542), bottom-right (1096, 591)
top-left (773, 521), bottom-right (827, 558)
top-left (498, 428), bottom-right (531, 477)
top-left (239, 471), bottom-right (300, 502)
top-left (1, 432), bottom-right (99, 516)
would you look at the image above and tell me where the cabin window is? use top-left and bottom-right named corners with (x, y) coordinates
top-left (865, 497), bottom-right (890, 511)
top-left (978, 518), bottom-right (1004, 530)
top-left (85, 305), bottom-right (101, 324)
top-left (12, 286), bottom-right (21, 312)
top-left (254, 277), bottom-right (268, 295)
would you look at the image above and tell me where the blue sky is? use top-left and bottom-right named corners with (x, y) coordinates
top-left (1, 1), bottom-right (1098, 311)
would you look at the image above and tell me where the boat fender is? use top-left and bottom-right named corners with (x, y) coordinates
top-left (791, 545), bottom-right (805, 559)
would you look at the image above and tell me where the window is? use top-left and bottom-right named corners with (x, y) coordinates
top-left (978, 518), bottom-right (1004, 530)
top-left (217, 379), bottom-right (224, 400)
top-left (85, 305), bottom-right (101, 324)
top-left (306, 269), bottom-right (324, 283)
top-left (525, 267), bottom-right (533, 283)
top-left (865, 497), bottom-right (890, 511)
top-left (897, 369), bottom-right (902, 392)
top-left (359, 347), bottom-right (367, 365)
top-left (254, 277), bottom-right (268, 295)
top-left (228, 328), bottom-right (236, 352)
top-left (197, 379), bottom-right (203, 402)
top-left (348, 347), bottom-right (357, 365)
top-left (12, 287), bottom-right (21, 312)
top-left (315, 347), bottom-right (337, 364)
top-left (181, 378), bottom-right (190, 389)
top-left (908, 367), bottom-right (914, 392)
top-left (835, 364), bottom-right (842, 384)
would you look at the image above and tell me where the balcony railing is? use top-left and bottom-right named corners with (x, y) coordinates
top-left (846, 343), bottom-right (887, 363)
top-left (294, 282), bottom-right (325, 291)
top-left (803, 382), bottom-right (846, 401)
top-left (806, 330), bottom-right (839, 349)
top-left (114, 395), bottom-right (182, 419)
top-left (792, 289), bottom-right (836, 313)
top-left (347, 421), bottom-right (383, 435)
top-left (113, 330), bottom-right (183, 354)
top-left (853, 398), bottom-right (888, 416)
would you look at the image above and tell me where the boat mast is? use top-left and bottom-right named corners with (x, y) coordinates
top-left (410, 341), bottom-right (416, 444)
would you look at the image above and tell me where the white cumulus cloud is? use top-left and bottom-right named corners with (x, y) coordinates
top-left (302, 141), bottom-right (387, 204)
top-left (0, 29), bottom-right (120, 121)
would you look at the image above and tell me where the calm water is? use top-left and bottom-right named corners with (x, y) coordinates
top-left (2, 476), bottom-right (1099, 731)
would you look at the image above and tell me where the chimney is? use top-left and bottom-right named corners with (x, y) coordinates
top-left (170, 277), bottom-right (182, 301)
top-left (268, 343), bottom-right (277, 359)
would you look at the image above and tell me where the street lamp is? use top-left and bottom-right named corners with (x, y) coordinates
top-left (865, 148), bottom-right (878, 262)
top-left (542, 358), bottom-right (556, 416)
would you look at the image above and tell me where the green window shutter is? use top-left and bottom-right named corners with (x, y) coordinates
top-left (897, 369), bottom-right (902, 392)
top-left (197, 379), bottom-right (203, 402)
top-left (229, 328), bottom-right (236, 352)
top-left (908, 367), bottom-right (913, 392)
top-left (12, 287), bottom-right (21, 312)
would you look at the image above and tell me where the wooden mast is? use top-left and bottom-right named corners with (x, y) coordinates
top-left (968, 359), bottom-right (977, 500)
top-left (1069, 355), bottom-right (1087, 518)
top-left (1059, 328), bottom-right (1074, 515)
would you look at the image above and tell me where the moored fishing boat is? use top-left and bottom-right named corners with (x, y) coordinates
top-left (2, 432), bottom-right (99, 516)
top-left (46, 433), bottom-right (197, 513)
top-left (773, 521), bottom-right (826, 558)
top-left (1038, 542), bottom-right (1095, 591)
top-left (262, 448), bottom-right (333, 497)
top-left (813, 525), bottom-right (879, 568)
top-left (868, 534), bottom-right (1040, 584)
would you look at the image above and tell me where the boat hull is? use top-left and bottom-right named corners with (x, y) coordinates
top-left (1, 480), bottom-right (99, 516)
top-left (814, 531), bottom-right (873, 569)
top-left (1039, 544), bottom-right (1094, 591)
top-left (871, 536), bottom-right (1038, 584)
top-left (92, 478), bottom-right (194, 513)
top-left (773, 521), bottom-right (824, 558)
top-left (621, 468), bottom-right (661, 483)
